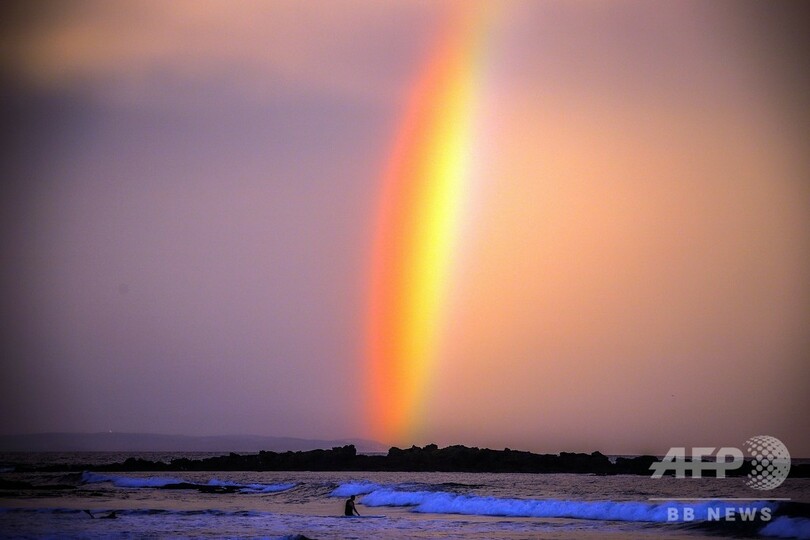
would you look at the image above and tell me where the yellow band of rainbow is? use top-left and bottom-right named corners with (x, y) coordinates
top-left (366, 5), bottom-right (492, 444)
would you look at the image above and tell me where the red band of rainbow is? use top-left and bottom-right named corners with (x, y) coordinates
top-left (365, 5), bottom-right (492, 444)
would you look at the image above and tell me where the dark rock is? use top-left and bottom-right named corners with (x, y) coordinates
top-left (17, 443), bottom-right (805, 478)
top-left (613, 455), bottom-right (658, 475)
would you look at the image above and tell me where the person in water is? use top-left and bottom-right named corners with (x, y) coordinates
top-left (84, 510), bottom-right (117, 519)
top-left (344, 495), bottom-right (360, 516)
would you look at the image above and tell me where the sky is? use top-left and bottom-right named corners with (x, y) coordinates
top-left (1, 0), bottom-right (808, 456)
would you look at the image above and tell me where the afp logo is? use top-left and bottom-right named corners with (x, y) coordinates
top-left (650, 435), bottom-right (791, 490)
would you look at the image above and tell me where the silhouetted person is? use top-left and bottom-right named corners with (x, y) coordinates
top-left (344, 495), bottom-right (360, 516)
top-left (84, 510), bottom-right (118, 519)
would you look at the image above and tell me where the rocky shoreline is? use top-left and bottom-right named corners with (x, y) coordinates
top-left (7, 444), bottom-right (810, 477)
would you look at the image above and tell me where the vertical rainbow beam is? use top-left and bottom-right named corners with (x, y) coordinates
top-left (366, 6), bottom-right (490, 444)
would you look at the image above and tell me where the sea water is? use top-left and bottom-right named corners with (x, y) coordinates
top-left (1, 453), bottom-right (809, 539)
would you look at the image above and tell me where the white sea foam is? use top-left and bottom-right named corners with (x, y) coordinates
top-left (329, 481), bottom-right (382, 497)
top-left (361, 488), bottom-right (439, 507)
top-left (81, 471), bottom-right (183, 487)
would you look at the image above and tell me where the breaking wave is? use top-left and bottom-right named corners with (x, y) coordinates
top-left (760, 517), bottom-right (810, 539)
top-left (326, 481), bottom-right (810, 537)
top-left (368, 490), bottom-right (772, 522)
top-left (81, 472), bottom-right (295, 493)
top-left (329, 481), bottom-right (382, 497)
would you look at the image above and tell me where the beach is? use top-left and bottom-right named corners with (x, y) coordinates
top-left (2, 454), bottom-right (809, 539)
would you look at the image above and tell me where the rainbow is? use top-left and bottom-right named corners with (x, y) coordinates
top-left (366, 5), bottom-right (493, 444)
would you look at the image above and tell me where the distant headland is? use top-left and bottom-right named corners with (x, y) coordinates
top-left (0, 432), bottom-right (387, 454)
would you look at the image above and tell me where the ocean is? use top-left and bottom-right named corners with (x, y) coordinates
top-left (1, 453), bottom-right (809, 539)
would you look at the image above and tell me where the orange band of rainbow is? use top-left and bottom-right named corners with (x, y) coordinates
top-left (366, 5), bottom-right (491, 443)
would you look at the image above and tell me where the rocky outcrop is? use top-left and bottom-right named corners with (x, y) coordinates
top-left (11, 444), bottom-right (809, 477)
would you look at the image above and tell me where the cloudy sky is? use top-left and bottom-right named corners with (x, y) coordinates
top-left (1, 0), bottom-right (808, 455)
